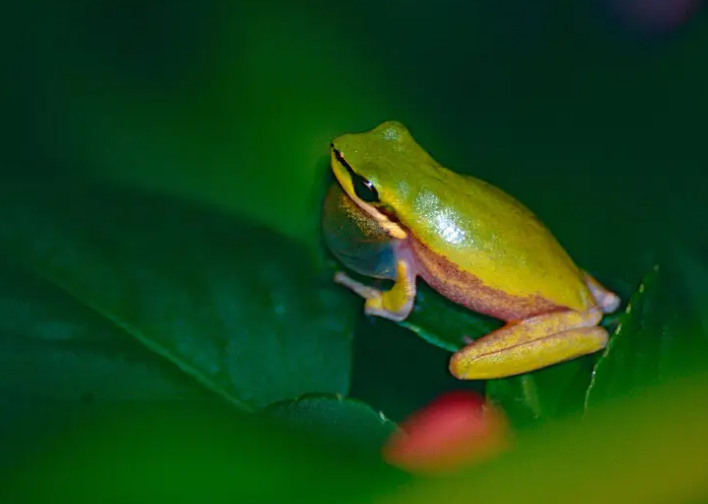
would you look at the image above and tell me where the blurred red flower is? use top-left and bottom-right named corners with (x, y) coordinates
top-left (382, 390), bottom-right (510, 474)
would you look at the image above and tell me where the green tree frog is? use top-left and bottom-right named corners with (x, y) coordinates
top-left (322, 121), bottom-right (620, 380)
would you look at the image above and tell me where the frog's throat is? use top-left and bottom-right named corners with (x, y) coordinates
top-left (353, 199), bottom-right (407, 240)
top-left (331, 157), bottom-right (407, 240)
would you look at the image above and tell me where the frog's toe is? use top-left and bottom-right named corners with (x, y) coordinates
top-left (364, 294), bottom-right (415, 321)
top-left (364, 297), bottom-right (404, 322)
top-left (598, 291), bottom-right (621, 314)
top-left (334, 271), bottom-right (381, 300)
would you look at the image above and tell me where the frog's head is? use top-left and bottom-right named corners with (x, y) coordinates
top-left (330, 121), bottom-right (429, 240)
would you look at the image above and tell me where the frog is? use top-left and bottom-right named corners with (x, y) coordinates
top-left (322, 121), bottom-right (620, 380)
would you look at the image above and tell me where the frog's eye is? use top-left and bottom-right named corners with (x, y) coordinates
top-left (333, 148), bottom-right (380, 204)
top-left (352, 173), bottom-right (379, 203)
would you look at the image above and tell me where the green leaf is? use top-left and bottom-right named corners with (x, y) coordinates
top-left (486, 372), bottom-right (543, 427)
top-left (486, 357), bottom-right (594, 429)
top-left (0, 254), bottom-right (220, 469)
top-left (0, 178), bottom-right (356, 411)
top-left (264, 394), bottom-right (398, 455)
top-left (585, 259), bottom-right (708, 409)
top-left (0, 254), bottom-right (210, 403)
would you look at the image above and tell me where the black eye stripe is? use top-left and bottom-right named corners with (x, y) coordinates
top-left (332, 148), bottom-right (380, 203)
top-left (333, 149), bottom-right (354, 175)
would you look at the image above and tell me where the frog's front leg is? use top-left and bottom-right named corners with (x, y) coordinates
top-left (334, 259), bottom-right (417, 322)
top-left (449, 308), bottom-right (608, 380)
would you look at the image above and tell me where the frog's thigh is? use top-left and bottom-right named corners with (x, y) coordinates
top-left (449, 308), bottom-right (608, 380)
top-left (583, 271), bottom-right (621, 314)
top-left (334, 259), bottom-right (417, 322)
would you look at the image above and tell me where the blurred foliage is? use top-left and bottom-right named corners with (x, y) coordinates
top-left (2, 374), bottom-right (708, 504)
top-left (4, 0), bottom-right (708, 273)
top-left (1, 0), bottom-right (708, 501)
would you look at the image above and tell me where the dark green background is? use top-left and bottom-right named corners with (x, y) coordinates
top-left (2, 0), bottom-right (707, 431)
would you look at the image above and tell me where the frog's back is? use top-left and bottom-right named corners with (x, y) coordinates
top-left (400, 166), bottom-right (594, 316)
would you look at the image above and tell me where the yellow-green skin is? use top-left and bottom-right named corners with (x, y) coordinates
top-left (329, 121), bottom-right (596, 321)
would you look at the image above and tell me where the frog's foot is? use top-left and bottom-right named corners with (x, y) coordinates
top-left (450, 308), bottom-right (608, 380)
top-left (583, 272), bottom-right (621, 314)
top-left (334, 260), bottom-right (417, 322)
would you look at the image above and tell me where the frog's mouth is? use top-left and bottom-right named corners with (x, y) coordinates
top-left (330, 147), bottom-right (407, 240)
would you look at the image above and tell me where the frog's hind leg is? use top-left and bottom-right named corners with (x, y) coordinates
top-left (583, 271), bottom-right (621, 314)
top-left (334, 258), bottom-right (418, 322)
top-left (449, 308), bottom-right (608, 380)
